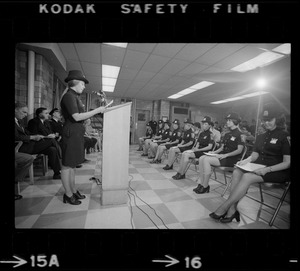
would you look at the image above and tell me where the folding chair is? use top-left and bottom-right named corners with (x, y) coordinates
top-left (15, 141), bottom-right (23, 194)
top-left (258, 181), bottom-right (291, 226)
top-left (29, 154), bottom-right (48, 185)
top-left (183, 141), bottom-right (217, 174)
top-left (213, 145), bottom-right (248, 196)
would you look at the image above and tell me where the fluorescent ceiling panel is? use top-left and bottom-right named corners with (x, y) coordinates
top-left (211, 91), bottom-right (269, 104)
top-left (102, 86), bottom-right (115, 92)
top-left (231, 51), bottom-right (284, 72)
top-left (168, 81), bottom-right (215, 99)
top-left (190, 81), bottom-right (215, 90)
top-left (102, 77), bottom-right (117, 86)
top-left (102, 65), bottom-right (120, 78)
top-left (103, 43), bottom-right (128, 48)
top-left (178, 88), bottom-right (197, 95)
top-left (272, 43), bottom-right (291, 54)
top-left (168, 94), bottom-right (183, 99)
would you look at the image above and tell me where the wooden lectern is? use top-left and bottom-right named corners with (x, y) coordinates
top-left (98, 102), bottom-right (132, 205)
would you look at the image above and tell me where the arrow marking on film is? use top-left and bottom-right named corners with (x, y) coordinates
top-left (0, 255), bottom-right (27, 268)
top-left (152, 255), bottom-right (179, 267)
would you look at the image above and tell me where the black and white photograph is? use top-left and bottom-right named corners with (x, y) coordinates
top-left (14, 42), bottom-right (291, 230)
top-left (0, 0), bottom-right (298, 270)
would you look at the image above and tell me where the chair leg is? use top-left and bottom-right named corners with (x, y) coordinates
top-left (223, 171), bottom-right (227, 186)
top-left (29, 164), bottom-right (34, 185)
top-left (222, 176), bottom-right (232, 196)
top-left (269, 182), bottom-right (291, 226)
top-left (213, 168), bottom-right (217, 180)
top-left (259, 183), bottom-right (264, 203)
top-left (183, 161), bottom-right (192, 175)
top-left (17, 182), bottom-right (20, 195)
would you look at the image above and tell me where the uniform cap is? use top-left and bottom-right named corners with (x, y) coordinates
top-left (225, 112), bottom-right (241, 122)
top-left (173, 119), bottom-right (180, 125)
top-left (262, 103), bottom-right (280, 121)
top-left (193, 122), bottom-right (201, 128)
top-left (201, 116), bottom-right (212, 125)
top-left (158, 120), bottom-right (164, 124)
top-left (184, 119), bottom-right (193, 124)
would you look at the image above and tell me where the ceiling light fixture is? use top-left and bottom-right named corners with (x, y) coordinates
top-left (231, 51), bottom-right (285, 72)
top-left (168, 81), bottom-right (215, 99)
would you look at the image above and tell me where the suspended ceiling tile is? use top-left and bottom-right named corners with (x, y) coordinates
top-left (161, 76), bottom-right (189, 88)
top-left (196, 43), bottom-right (246, 66)
top-left (174, 43), bottom-right (217, 62)
top-left (58, 43), bottom-right (78, 61)
top-left (66, 60), bottom-right (82, 71)
top-left (123, 50), bottom-right (149, 70)
top-left (160, 58), bottom-right (189, 74)
top-left (74, 43), bottom-right (101, 63)
top-left (214, 45), bottom-right (263, 70)
top-left (201, 66), bottom-right (227, 74)
top-left (128, 81), bottom-right (147, 90)
top-left (81, 62), bottom-right (102, 77)
top-left (127, 43), bottom-right (157, 53)
top-left (141, 54), bottom-right (171, 73)
top-left (115, 79), bottom-right (132, 91)
top-left (147, 73), bottom-right (172, 84)
top-left (152, 43), bottom-right (186, 57)
top-left (178, 62), bottom-right (208, 77)
top-left (101, 45), bottom-right (126, 66)
top-left (134, 70), bottom-right (156, 82)
top-left (118, 68), bottom-right (139, 80)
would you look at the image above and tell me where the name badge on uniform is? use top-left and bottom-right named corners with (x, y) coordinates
top-left (270, 138), bottom-right (278, 144)
top-left (230, 136), bottom-right (236, 141)
top-left (187, 134), bottom-right (190, 137)
top-left (204, 136), bottom-right (207, 139)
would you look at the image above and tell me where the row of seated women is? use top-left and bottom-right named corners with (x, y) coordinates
top-left (138, 103), bottom-right (290, 223)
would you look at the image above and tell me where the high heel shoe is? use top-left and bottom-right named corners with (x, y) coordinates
top-left (209, 212), bottom-right (227, 220)
top-left (220, 211), bottom-right (240, 223)
top-left (63, 194), bottom-right (81, 205)
top-left (73, 190), bottom-right (86, 200)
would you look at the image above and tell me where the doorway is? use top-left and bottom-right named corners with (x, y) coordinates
top-left (134, 109), bottom-right (150, 144)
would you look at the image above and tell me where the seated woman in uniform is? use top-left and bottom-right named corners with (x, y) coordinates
top-left (150, 119), bottom-right (181, 164)
top-left (193, 112), bottom-right (244, 194)
top-left (163, 119), bottom-right (195, 170)
top-left (141, 119), bottom-right (164, 157)
top-left (172, 117), bottom-right (214, 180)
top-left (137, 122), bottom-right (153, 151)
top-left (209, 103), bottom-right (290, 223)
top-left (149, 121), bottom-right (171, 161)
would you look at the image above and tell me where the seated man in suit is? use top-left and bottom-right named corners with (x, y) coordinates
top-left (49, 108), bottom-right (64, 143)
top-left (15, 103), bottom-right (61, 179)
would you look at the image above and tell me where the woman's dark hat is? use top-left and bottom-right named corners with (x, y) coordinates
top-left (225, 112), bottom-right (241, 122)
top-left (193, 122), bottom-right (201, 128)
top-left (65, 70), bottom-right (89, 84)
top-left (201, 116), bottom-right (212, 125)
top-left (184, 119), bottom-right (193, 125)
top-left (262, 103), bottom-right (280, 121)
top-left (173, 119), bottom-right (180, 125)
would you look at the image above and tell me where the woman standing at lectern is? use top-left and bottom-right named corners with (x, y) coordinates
top-left (60, 70), bottom-right (107, 205)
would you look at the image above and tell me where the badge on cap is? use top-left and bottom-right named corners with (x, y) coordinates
top-left (263, 110), bottom-right (269, 117)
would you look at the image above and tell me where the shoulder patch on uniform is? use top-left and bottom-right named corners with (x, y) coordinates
top-left (287, 136), bottom-right (291, 145)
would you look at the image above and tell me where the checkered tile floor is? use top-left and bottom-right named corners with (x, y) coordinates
top-left (15, 145), bottom-right (290, 229)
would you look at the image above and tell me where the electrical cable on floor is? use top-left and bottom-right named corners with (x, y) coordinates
top-left (128, 174), bottom-right (169, 229)
top-left (127, 189), bottom-right (160, 229)
top-left (127, 190), bottom-right (135, 229)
